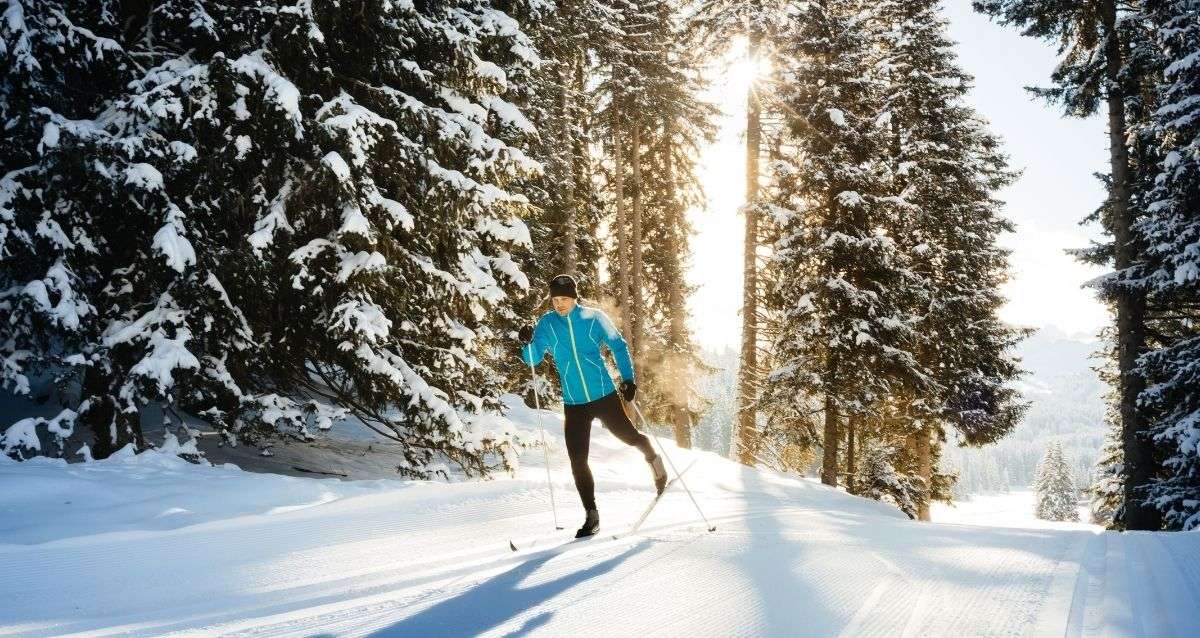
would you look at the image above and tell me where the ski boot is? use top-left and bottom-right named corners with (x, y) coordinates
top-left (575, 509), bottom-right (600, 538)
top-left (649, 455), bottom-right (667, 494)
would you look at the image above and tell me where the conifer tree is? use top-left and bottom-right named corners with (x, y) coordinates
top-left (1090, 405), bottom-right (1126, 527)
top-left (0, 0), bottom-right (145, 458)
top-left (974, 0), bottom-right (1163, 530)
top-left (520, 0), bottom-right (604, 284)
top-left (1035, 441), bottom-right (1080, 521)
top-left (857, 443), bottom-right (924, 519)
top-left (763, 0), bottom-right (927, 488)
top-left (588, 1), bottom-right (715, 445)
top-left (633, 0), bottom-right (715, 446)
top-left (1138, 0), bottom-right (1200, 530)
top-left (874, 0), bottom-right (1028, 519)
top-left (2, 1), bottom-right (542, 477)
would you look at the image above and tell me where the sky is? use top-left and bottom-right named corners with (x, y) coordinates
top-left (685, 0), bottom-right (1112, 351)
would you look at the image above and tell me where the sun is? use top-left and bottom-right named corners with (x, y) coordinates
top-left (716, 37), bottom-right (773, 111)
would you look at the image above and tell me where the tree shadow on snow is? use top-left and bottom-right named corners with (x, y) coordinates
top-left (364, 540), bottom-right (651, 637)
top-left (731, 466), bottom-right (840, 637)
top-left (732, 466), bottom-right (1098, 636)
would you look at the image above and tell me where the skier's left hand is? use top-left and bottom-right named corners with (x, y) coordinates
top-left (619, 380), bottom-right (636, 402)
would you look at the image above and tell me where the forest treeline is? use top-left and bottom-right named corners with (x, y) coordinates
top-left (1, 0), bottom-right (1196, 530)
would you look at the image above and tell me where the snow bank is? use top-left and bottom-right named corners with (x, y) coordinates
top-left (0, 440), bottom-right (404, 546)
top-left (0, 394), bottom-right (898, 547)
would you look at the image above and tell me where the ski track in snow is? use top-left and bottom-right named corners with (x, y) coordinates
top-left (2, 405), bottom-right (1198, 637)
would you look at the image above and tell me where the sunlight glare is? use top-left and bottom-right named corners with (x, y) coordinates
top-left (686, 37), bottom-right (756, 351)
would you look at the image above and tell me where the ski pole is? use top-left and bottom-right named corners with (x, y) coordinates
top-left (631, 400), bottom-right (716, 532)
top-left (530, 359), bottom-right (562, 531)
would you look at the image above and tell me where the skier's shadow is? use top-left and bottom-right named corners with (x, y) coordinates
top-left (364, 540), bottom-right (651, 637)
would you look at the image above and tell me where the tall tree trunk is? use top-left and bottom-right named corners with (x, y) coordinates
top-left (915, 424), bottom-right (932, 521)
top-left (821, 351), bottom-right (840, 486)
top-left (1101, 0), bottom-right (1160, 531)
top-left (612, 100), bottom-right (630, 323)
top-left (664, 115), bottom-right (692, 449)
top-left (672, 411), bottom-right (693, 449)
top-left (572, 55), bottom-right (590, 281)
top-left (630, 115), bottom-right (645, 362)
top-left (735, 29), bottom-right (763, 465)
top-left (846, 415), bottom-right (857, 493)
top-left (561, 58), bottom-right (578, 276)
top-left (821, 393), bottom-right (840, 486)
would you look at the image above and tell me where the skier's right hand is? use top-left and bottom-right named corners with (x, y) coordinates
top-left (518, 324), bottom-right (534, 342)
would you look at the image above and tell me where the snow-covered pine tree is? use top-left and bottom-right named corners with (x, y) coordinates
top-left (872, 0), bottom-right (1028, 520)
top-left (1138, 0), bottom-right (1200, 531)
top-left (590, 0), bottom-right (645, 343)
top-left (0, 1), bottom-right (144, 459)
top-left (982, 456), bottom-right (1004, 494)
top-left (1034, 441), bottom-right (1080, 521)
top-left (762, 0), bottom-right (928, 488)
top-left (974, 0), bottom-right (1163, 530)
top-left (558, 1), bottom-right (715, 447)
top-left (1078, 161), bottom-right (1170, 529)
top-left (856, 442), bottom-right (924, 519)
top-left (1082, 325), bottom-right (1135, 529)
top-left (3, 1), bottom-right (543, 476)
top-left (1069, 15), bottom-right (1171, 528)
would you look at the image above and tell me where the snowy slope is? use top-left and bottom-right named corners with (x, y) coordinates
top-left (1, 398), bottom-right (1198, 637)
top-left (932, 490), bottom-right (1098, 531)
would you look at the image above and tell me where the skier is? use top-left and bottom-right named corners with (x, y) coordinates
top-left (518, 273), bottom-right (668, 538)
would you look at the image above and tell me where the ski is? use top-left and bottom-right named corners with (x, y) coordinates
top-left (612, 459), bottom-right (699, 540)
top-left (508, 459), bottom-right (699, 551)
top-left (508, 534), bottom-right (591, 553)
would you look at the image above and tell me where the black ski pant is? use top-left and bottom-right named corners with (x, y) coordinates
top-left (564, 391), bottom-right (656, 512)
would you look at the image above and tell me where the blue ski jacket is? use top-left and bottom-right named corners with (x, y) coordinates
top-left (519, 304), bottom-right (635, 405)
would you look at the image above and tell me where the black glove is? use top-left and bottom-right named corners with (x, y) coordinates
top-left (518, 324), bottom-right (534, 342)
top-left (619, 380), bottom-right (636, 402)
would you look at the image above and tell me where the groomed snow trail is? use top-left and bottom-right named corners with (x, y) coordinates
top-left (1, 401), bottom-right (1197, 637)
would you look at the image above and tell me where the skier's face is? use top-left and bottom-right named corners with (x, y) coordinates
top-left (552, 296), bottom-right (576, 316)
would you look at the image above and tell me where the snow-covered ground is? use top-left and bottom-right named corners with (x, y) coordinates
top-left (2, 398), bottom-right (1198, 637)
top-left (932, 490), bottom-right (1099, 531)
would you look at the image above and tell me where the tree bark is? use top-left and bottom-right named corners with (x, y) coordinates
top-left (561, 58), bottom-right (578, 276)
top-left (821, 393), bottom-right (840, 487)
top-left (846, 415), bottom-right (857, 493)
top-left (735, 29), bottom-right (763, 465)
top-left (915, 424), bottom-right (932, 521)
top-left (573, 55), bottom-right (592, 282)
top-left (672, 411), bottom-right (692, 449)
top-left (630, 115), bottom-right (645, 362)
top-left (1101, 0), bottom-right (1160, 530)
top-left (664, 115), bottom-right (692, 449)
top-left (612, 99), bottom-right (630, 323)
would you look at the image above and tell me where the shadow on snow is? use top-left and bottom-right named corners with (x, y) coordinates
top-left (359, 539), bottom-right (652, 637)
